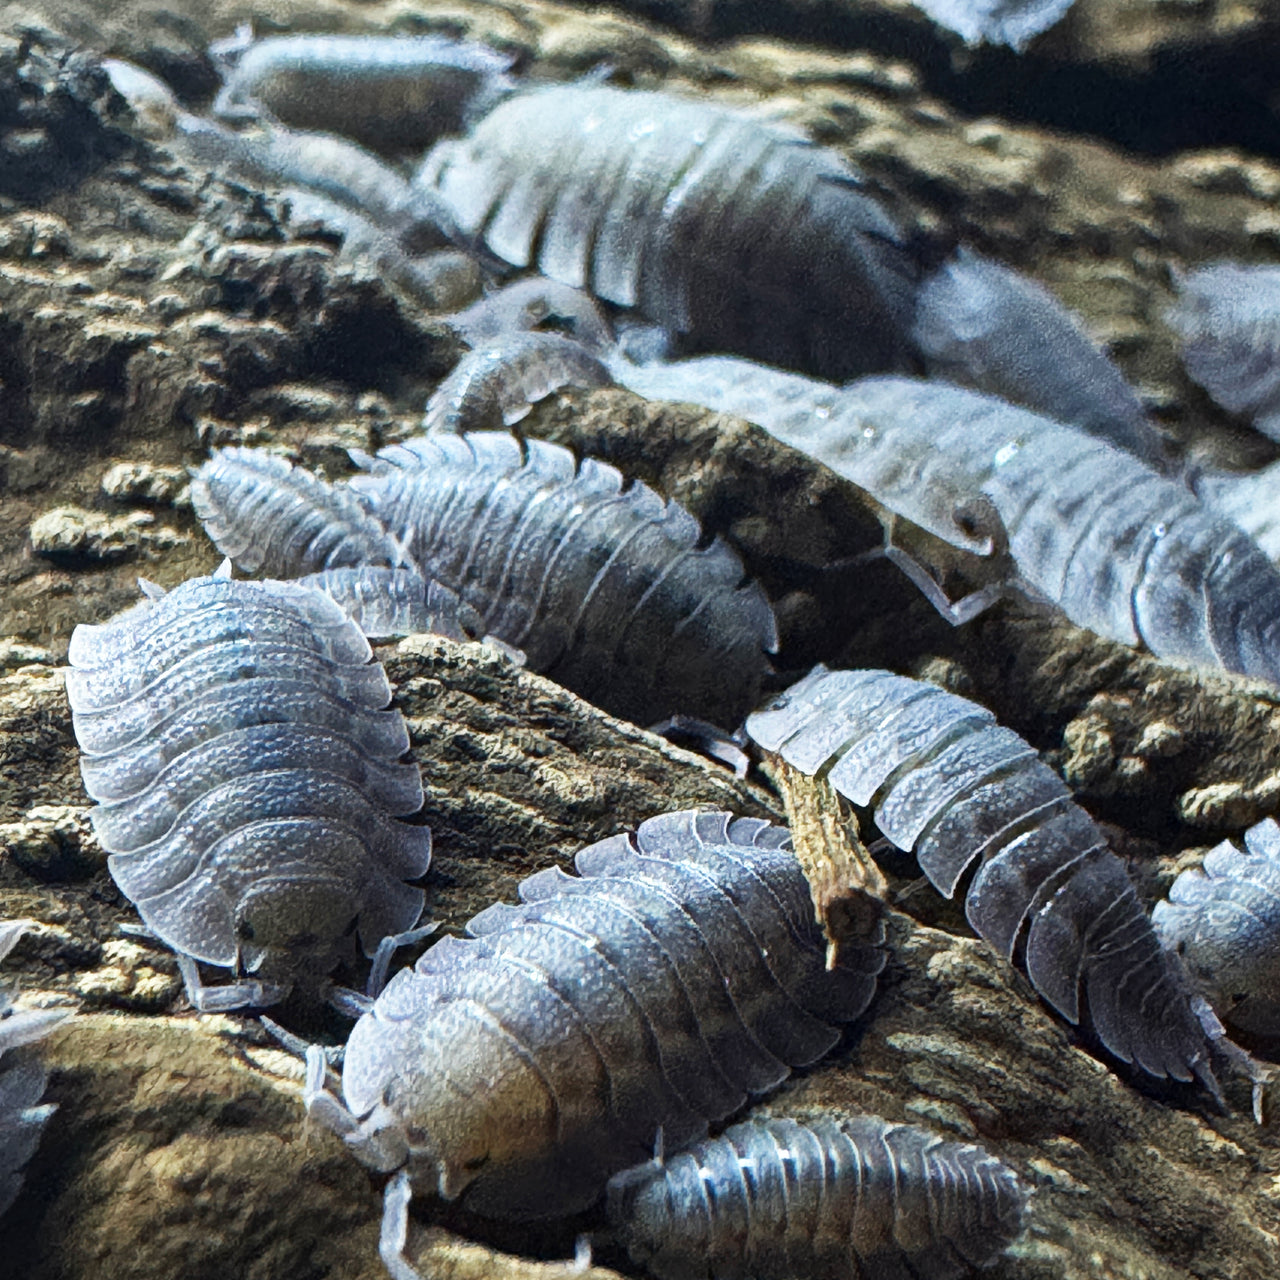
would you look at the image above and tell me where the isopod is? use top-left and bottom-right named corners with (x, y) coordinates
top-left (447, 277), bottom-right (615, 353)
top-left (0, 919), bottom-right (73, 1220)
top-left (212, 31), bottom-right (516, 154)
top-left (66, 571), bottom-right (432, 1010)
top-left (304, 809), bottom-right (886, 1274)
top-left (295, 565), bottom-right (480, 641)
top-left (1194, 462), bottom-right (1280, 565)
top-left (190, 446), bottom-right (409, 578)
top-left (416, 85), bottom-right (919, 380)
top-left (906, 0), bottom-right (1077, 50)
top-left (747, 665), bottom-right (1217, 1091)
top-left (422, 331), bottom-right (614, 433)
top-left (347, 431), bottom-right (780, 726)
top-left (913, 249), bottom-right (1167, 467)
top-left (1153, 818), bottom-right (1280, 1039)
top-left (607, 1114), bottom-right (1027, 1280)
top-left (1166, 262), bottom-right (1280, 443)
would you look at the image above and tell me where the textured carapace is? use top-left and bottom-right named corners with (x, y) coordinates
top-left (448, 277), bottom-right (615, 353)
top-left (422, 331), bottom-right (614, 433)
top-left (913, 249), bottom-right (1166, 467)
top-left (318, 810), bottom-right (885, 1223)
top-left (66, 573), bottom-right (431, 1009)
top-left (349, 431), bottom-right (779, 727)
top-left (212, 32), bottom-right (515, 154)
top-left (608, 1114), bottom-right (1027, 1280)
top-left (0, 919), bottom-right (73, 1221)
top-left (1195, 462), bottom-right (1280, 566)
top-left (295, 566), bottom-right (481, 641)
top-left (906, 0), bottom-right (1076, 50)
top-left (1153, 818), bottom-right (1280, 1039)
top-left (191, 446), bottom-right (408, 579)
top-left (747, 666), bottom-right (1216, 1090)
top-left (1166, 262), bottom-right (1280, 443)
top-left (800, 377), bottom-right (1280, 686)
top-left (416, 85), bottom-right (919, 381)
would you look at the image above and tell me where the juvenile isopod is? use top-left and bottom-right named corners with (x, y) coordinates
top-left (416, 85), bottom-right (919, 381)
top-left (0, 919), bottom-right (73, 1220)
top-left (607, 1114), bottom-right (1027, 1280)
top-left (747, 665), bottom-right (1218, 1091)
top-left (913, 248), bottom-right (1167, 467)
top-left (66, 571), bottom-right (432, 1010)
top-left (447, 277), bottom-right (615, 353)
top-left (347, 431), bottom-right (780, 726)
top-left (1153, 818), bottom-right (1280, 1040)
top-left (212, 31), bottom-right (516, 154)
top-left (304, 809), bottom-right (886, 1278)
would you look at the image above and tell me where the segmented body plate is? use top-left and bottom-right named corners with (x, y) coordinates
top-left (1154, 818), bottom-right (1280, 1037)
top-left (191, 446), bottom-right (407, 578)
top-left (448, 278), bottom-right (615, 353)
top-left (747, 666), bottom-right (1214, 1087)
top-left (423, 332), bottom-right (614, 433)
top-left (66, 575), bottom-right (431, 995)
top-left (351, 431), bottom-right (779, 727)
top-left (214, 33), bottom-right (514, 153)
top-left (418, 85), bottom-right (918, 380)
top-left (340, 810), bottom-right (884, 1218)
top-left (296, 566), bottom-right (480, 640)
top-left (0, 920), bottom-right (71, 1221)
top-left (912, 249), bottom-right (1164, 466)
top-left (1196, 462), bottom-right (1280, 565)
top-left (608, 1114), bottom-right (1026, 1280)
top-left (1167, 262), bottom-right (1280, 443)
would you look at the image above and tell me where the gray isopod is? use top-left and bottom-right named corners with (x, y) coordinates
top-left (190, 446), bottom-right (409, 578)
top-left (447, 277), bottom-right (615, 353)
top-left (747, 665), bottom-right (1217, 1091)
top-left (422, 331), bottom-right (615, 433)
top-left (912, 249), bottom-right (1166, 467)
top-left (416, 85), bottom-right (919, 381)
top-left (1195, 462), bottom-right (1280, 566)
top-left (295, 566), bottom-right (481, 641)
top-left (906, 0), bottom-right (1076, 50)
top-left (66, 571), bottom-right (432, 1011)
top-left (607, 1114), bottom-right (1027, 1280)
top-left (304, 809), bottom-right (886, 1276)
top-left (348, 431), bottom-right (780, 727)
top-left (1153, 818), bottom-right (1280, 1040)
top-left (212, 31), bottom-right (515, 154)
top-left (1166, 262), bottom-right (1280, 443)
top-left (0, 919), bottom-right (73, 1221)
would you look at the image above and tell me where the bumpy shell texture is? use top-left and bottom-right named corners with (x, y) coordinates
top-left (0, 920), bottom-right (71, 1221)
top-left (1154, 818), bottom-right (1280, 1039)
top-left (66, 574), bottom-right (431, 999)
top-left (607, 1114), bottom-right (1027, 1280)
top-left (417, 85), bottom-right (919, 380)
top-left (747, 666), bottom-right (1215, 1091)
top-left (338, 810), bottom-right (886, 1219)
top-left (350, 431), bottom-right (779, 727)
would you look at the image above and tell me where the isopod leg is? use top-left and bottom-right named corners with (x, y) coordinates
top-left (379, 1169), bottom-right (424, 1280)
top-left (881, 543), bottom-right (1009, 626)
top-left (176, 955), bottom-right (290, 1012)
top-left (367, 922), bottom-right (441, 998)
top-left (1192, 995), bottom-right (1273, 1123)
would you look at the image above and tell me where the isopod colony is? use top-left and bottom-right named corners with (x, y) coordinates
top-left (5, 4), bottom-right (1280, 1279)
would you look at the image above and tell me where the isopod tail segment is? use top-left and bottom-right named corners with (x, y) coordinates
top-left (746, 665), bottom-right (1234, 1106)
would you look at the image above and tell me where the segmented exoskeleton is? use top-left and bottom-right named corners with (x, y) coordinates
top-left (906, 0), bottom-right (1076, 50)
top-left (66, 572), bottom-right (432, 1011)
top-left (305, 809), bottom-right (886, 1278)
top-left (349, 431), bottom-right (779, 727)
top-left (747, 666), bottom-right (1217, 1090)
top-left (1154, 818), bottom-right (1280, 1039)
top-left (448, 278), bottom-right (615, 353)
top-left (1195, 462), bottom-right (1280, 565)
top-left (295, 566), bottom-right (480, 641)
top-left (1167, 262), bottom-right (1280, 443)
top-left (422, 331), bottom-right (614, 433)
top-left (212, 32), bottom-right (515, 154)
top-left (608, 1115), bottom-right (1027, 1280)
top-left (913, 249), bottom-right (1166, 467)
top-left (0, 919), bottom-right (72, 1221)
top-left (417, 85), bottom-right (919, 380)
top-left (191, 446), bottom-right (408, 578)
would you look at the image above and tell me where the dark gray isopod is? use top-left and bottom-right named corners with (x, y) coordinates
top-left (608, 1114), bottom-right (1027, 1280)
top-left (0, 919), bottom-right (73, 1221)
top-left (304, 808), bottom-right (886, 1261)
top-left (349, 431), bottom-right (779, 727)
top-left (747, 666), bottom-right (1216, 1091)
top-left (417, 85), bottom-right (919, 381)
top-left (66, 572), bottom-right (432, 1010)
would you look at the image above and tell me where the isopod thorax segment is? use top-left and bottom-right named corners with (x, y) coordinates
top-left (747, 666), bottom-right (1216, 1091)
